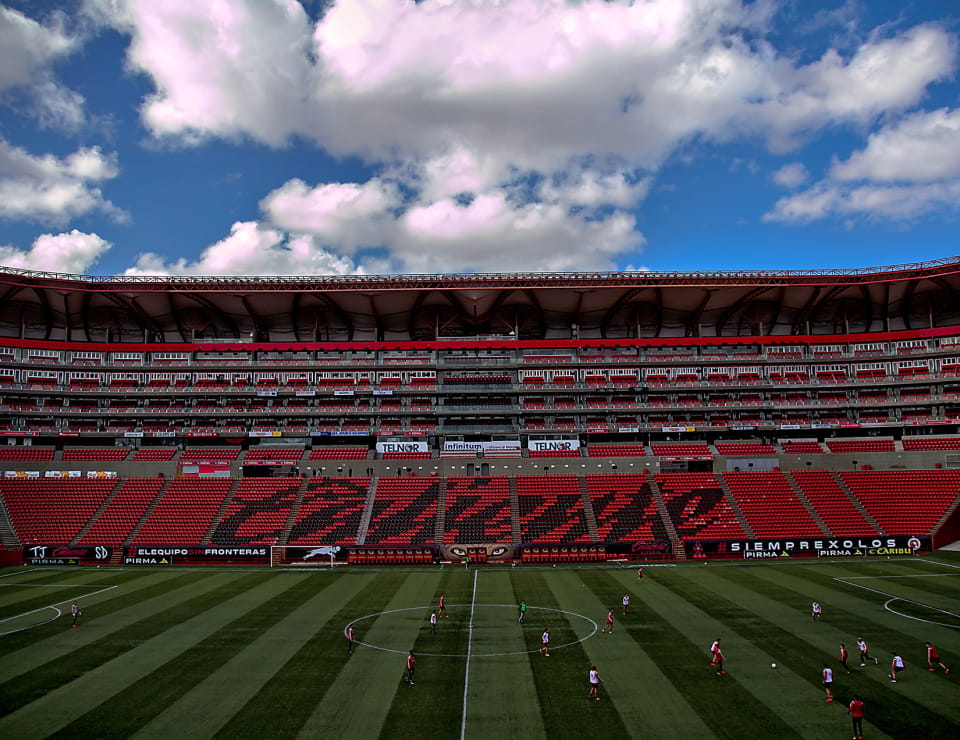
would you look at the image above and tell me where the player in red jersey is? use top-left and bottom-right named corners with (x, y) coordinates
top-left (822, 664), bottom-right (834, 701)
top-left (636, 567), bottom-right (644, 583)
top-left (925, 642), bottom-right (949, 673)
top-left (602, 609), bottom-right (614, 633)
top-left (847, 694), bottom-right (864, 740)
top-left (404, 651), bottom-right (416, 684)
top-left (710, 639), bottom-right (721, 665)
top-left (839, 643), bottom-right (852, 674)
top-left (438, 593), bottom-right (448, 618)
top-left (714, 645), bottom-right (726, 675)
top-left (346, 624), bottom-right (355, 655)
top-left (588, 666), bottom-right (603, 702)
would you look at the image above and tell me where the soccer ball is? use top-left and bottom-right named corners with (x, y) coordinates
top-left (771, 663), bottom-right (777, 669)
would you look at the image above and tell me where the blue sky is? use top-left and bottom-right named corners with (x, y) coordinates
top-left (0, 0), bottom-right (958, 277)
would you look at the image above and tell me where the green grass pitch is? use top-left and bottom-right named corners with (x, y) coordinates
top-left (1, 556), bottom-right (959, 739)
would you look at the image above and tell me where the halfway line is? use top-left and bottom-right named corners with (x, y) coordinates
top-left (460, 569), bottom-right (478, 740)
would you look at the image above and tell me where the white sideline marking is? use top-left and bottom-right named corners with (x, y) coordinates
top-left (0, 583), bottom-right (117, 635)
top-left (461, 569), bottom-right (478, 740)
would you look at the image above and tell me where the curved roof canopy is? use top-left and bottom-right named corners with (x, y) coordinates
top-left (1, 258), bottom-right (959, 343)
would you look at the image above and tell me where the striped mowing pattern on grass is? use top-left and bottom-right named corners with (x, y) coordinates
top-left (0, 557), bottom-right (957, 739)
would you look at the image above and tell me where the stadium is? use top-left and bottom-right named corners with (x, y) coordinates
top-left (1, 259), bottom-right (959, 738)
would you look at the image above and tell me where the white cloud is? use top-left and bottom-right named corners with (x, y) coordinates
top-left (82, 0), bottom-right (959, 271)
top-left (765, 181), bottom-right (960, 223)
top-left (0, 6), bottom-right (85, 129)
top-left (124, 221), bottom-right (361, 276)
top-left (260, 177), bottom-right (400, 252)
top-left (831, 108), bottom-right (960, 183)
top-left (94, 0), bottom-right (956, 166)
top-left (756, 24), bottom-right (956, 150)
top-left (772, 162), bottom-right (810, 188)
top-left (0, 140), bottom-right (122, 224)
top-left (768, 108), bottom-right (960, 224)
top-left (0, 230), bottom-right (111, 273)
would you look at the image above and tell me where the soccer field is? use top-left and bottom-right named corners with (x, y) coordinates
top-left (1, 557), bottom-right (959, 740)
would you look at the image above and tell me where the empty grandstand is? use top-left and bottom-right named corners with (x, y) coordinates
top-left (3, 258), bottom-right (960, 565)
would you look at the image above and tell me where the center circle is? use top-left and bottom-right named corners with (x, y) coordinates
top-left (345, 603), bottom-right (598, 657)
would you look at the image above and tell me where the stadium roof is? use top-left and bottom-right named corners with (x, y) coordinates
top-left (1, 258), bottom-right (959, 343)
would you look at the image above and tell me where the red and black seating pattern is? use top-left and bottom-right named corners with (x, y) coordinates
top-left (443, 476), bottom-right (512, 544)
top-left (657, 473), bottom-right (747, 540)
top-left (586, 473), bottom-right (667, 543)
top-left (516, 475), bottom-right (589, 543)
top-left (287, 478), bottom-right (370, 546)
top-left (364, 478), bottom-right (439, 545)
top-left (209, 477), bottom-right (302, 545)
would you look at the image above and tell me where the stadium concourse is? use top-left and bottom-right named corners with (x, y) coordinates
top-left (2, 258), bottom-right (960, 566)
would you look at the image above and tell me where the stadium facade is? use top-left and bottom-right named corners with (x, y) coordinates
top-left (2, 258), bottom-right (960, 566)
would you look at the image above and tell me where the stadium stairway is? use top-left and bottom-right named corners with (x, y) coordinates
top-left (647, 475), bottom-right (685, 559)
top-left (931, 489), bottom-right (960, 535)
top-left (432, 475), bottom-right (449, 545)
top-left (832, 473), bottom-right (885, 535)
top-left (123, 478), bottom-right (173, 545)
top-left (577, 476), bottom-right (601, 542)
top-left (0, 496), bottom-right (18, 548)
top-left (71, 479), bottom-right (125, 545)
top-left (277, 478), bottom-right (312, 544)
top-left (200, 479), bottom-right (241, 545)
top-left (783, 473), bottom-right (832, 536)
top-left (353, 477), bottom-right (380, 545)
top-left (717, 476), bottom-right (757, 539)
top-left (509, 477), bottom-right (522, 544)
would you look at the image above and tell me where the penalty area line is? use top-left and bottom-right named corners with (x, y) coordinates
top-left (461, 569), bottom-right (478, 740)
top-left (834, 577), bottom-right (960, 629)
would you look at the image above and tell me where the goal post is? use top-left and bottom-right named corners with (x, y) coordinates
top-left (270, 545), bottom-right (344, 567)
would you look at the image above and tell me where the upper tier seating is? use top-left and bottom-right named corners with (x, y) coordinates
top-left (586, 444), bottom-right (648, 457)
top-left (62, 448), bottom-right (130, 462)
top-left (788, 470), bottom-right (877, 536)
top-left (723, 471), bottom-right (823, 537)
top-left (308, 447), bottom-right (368, 461)
top-left (781, 440), bottom-right (825, 454)
top-left (364, 478), bottom-right (439, 545)
top-left (287, 478), bottom-right (371, 545)
top-left (242, 447), bottom-right (304, 463)
top-left (179, 447), bottom-right (241, 464)
top-left (516, 475), bottom-right (589, 543)
top-left (132, 478), bottom-right (233, 544)
top-left (130, 448), bottom-right (178, 461)
top-left (714, 442), bottom-right (777, 456)
top-left (586, 473), bottom-right (667, 543)
top-left (2, 479), bottom-right (117, 544)
top-left (839, 471), bottom-right (960, 535)
top-left (901, 437), bottom-right (960, 451)
top-left (443, 476), bottom-right (512, 543)
top-left (650, 443), bottom-right (713, 458)
top-left (657, 472), bottom-right (746, 540)
top-left (0, 447), bottom-right (55, 461)
top-left (79, 477), bottom-right (165, 545)
top-left (209, 477), bottom-right (302, 545)
top-left (825, 439), bottom-right (895, 453)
